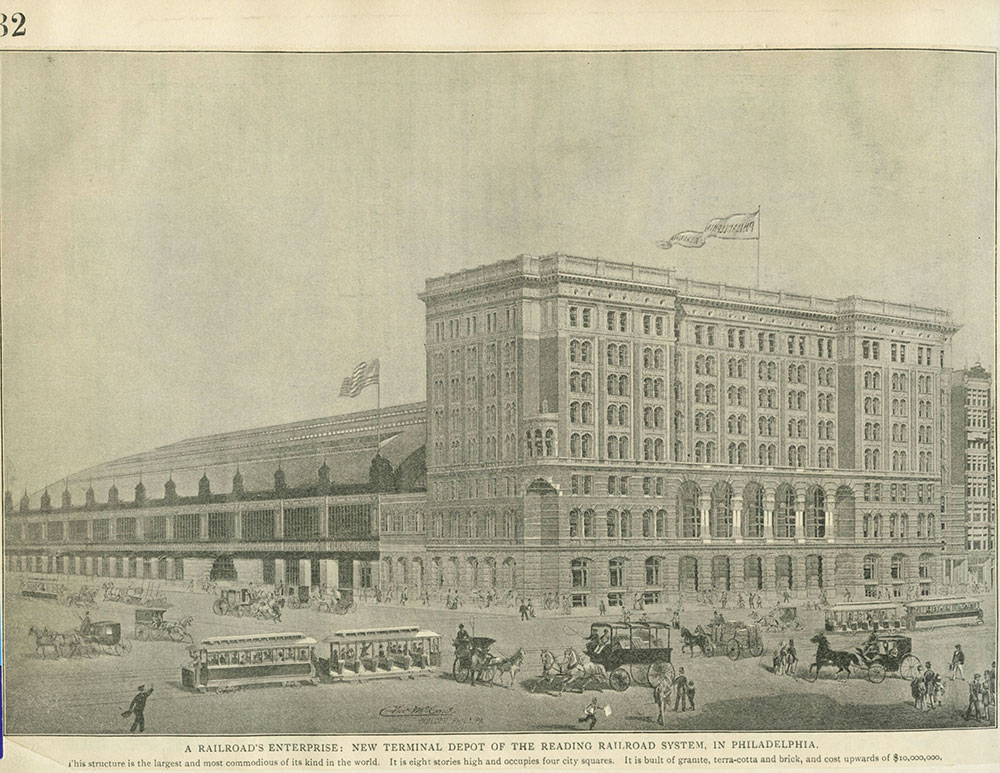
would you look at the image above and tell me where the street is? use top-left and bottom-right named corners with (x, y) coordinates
top-left (4, 581), bottom-right (996, 734)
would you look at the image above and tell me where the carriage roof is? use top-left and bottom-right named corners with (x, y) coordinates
top-left (903, 596), bottom-right (980, 608)
top-left (326, 627), bottom-right (439, 643)
top-left (135, 607), bottom-right (169, 618)
top-left (199, 632), bottom-right (316, 651)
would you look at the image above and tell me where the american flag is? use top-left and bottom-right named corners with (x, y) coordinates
top-left (339, 359), bottom-right (380, 398)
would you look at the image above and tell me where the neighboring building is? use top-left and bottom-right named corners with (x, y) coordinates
top-left (5, 253), bottom-right (975, 606)
top-left (950, 364), bottom-right (996, 589)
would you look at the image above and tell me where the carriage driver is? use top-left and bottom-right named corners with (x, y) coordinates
top-left (860, 631), bottom-right (879, 662)
top-left (79, 611), bottom-right (93, 637)
top-left (455, 624), bottom-right (470, 646)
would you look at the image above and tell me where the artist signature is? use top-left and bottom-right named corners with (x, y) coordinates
top-left (379, 704), bottom-right (456, 718)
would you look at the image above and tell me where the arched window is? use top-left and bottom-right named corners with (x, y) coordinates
top-left (545, 429), bottom-right (555, 456)
top-left (743, 483), bottom-right (765, 537)
top-left (645, 557), bottom-right (661, 585)
top-left (710, 482), bottom-right (733, 538)
top-left (642, 509), bottom-right (654, 537)
top-left (606, 509), bottom-right (619, 539)
top-left (582, 509), bottom-right (594, 538)
top-left (619, 436), bottom-right (629, 460)
top-left (618, 344), bottom-right (628, 366)
top-left (705, 441), bottom-right (716, 462)
top-left (775, 485), bottom-right (796, 538)
top-left (620, 510), bottom-right (632, 538)
top-left (805, 487), bottom-right (826, 538)
top-left (571, 559), bottom-right (590, 588)
top-left (890, 553), bottom-right (905, 580)
top-left (609, 558), bottom-right (625, 588)
top-left (678, 481), bottom-right (700, 538)
top-left (694, 441), bottom-right (704, 462)
top-left (569, 509), bottom-right (580, 538)
top-left (655, 509), bottom-right (666, 536)
top-left (581, 434), bottom-right (592, 457)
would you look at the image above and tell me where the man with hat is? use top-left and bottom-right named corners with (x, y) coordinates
top-left (122, 684), bottom-right (154, 733)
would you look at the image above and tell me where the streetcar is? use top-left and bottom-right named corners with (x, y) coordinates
top-left (903, 597), bottom-right (984, 629)
top-left (182, 632), bottom-right (319, 692)
top-left (21, 577), bottom-right (63, 601)
top-left (823, 601), bottom-right (906, 633)
top-left (321, 625), bottom-right (441, 681)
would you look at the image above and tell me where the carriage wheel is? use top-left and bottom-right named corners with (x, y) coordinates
top-left (702, 640), bottom-right (716, 657)
top-left (453, 658), bottom-right (471, 683)
top-left (317, 601), bottom-right (331, 614)
top-left (647, 661), bottom-right (674, 686)
top-left (748, 639), bottom-right (764, 657)
top-left (85, 643), bottom-right (99, 658)
top-left (113, 642), bottom-right (126, 656)
top-left (608, 668), bottom-right (631, 692)
top-left (804, 663), bottom-right (819, 682)
top-left (867, 663), bottom-right (886, 684)
top-left (727, 640), bottom-right (742, 660)
top-left (235, 606), bottom-right (244, 618)
top-left (900, 655), bottom-right (920, 680)
top-left (213, 599), bottom-right (224, 615)
top-left (630, 665), bottom-right (651, 686)
top-left (348, 602), bottom-right (357, 614)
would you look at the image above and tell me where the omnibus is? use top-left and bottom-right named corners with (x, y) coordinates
top-left (824, 601), bottom-right (906, 633)
top-left (182, 632), bottom-right (319, 692)
top-left (903, 597), bottom-right (984, 629)
top-left (321, 626), bottom-right (441, 681)
top-left (20, 577), bottom-right (63, 601)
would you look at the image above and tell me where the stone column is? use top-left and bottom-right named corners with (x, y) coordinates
top-left (353, 559), bottom-right (362, 591)
top-left (824, 486), bottom-right (836, 543)
top-left (165, 557), bottom-right (175, 581)
top-left (319, 500), bottom-right (329, 539)
top-left (199, 512), bottom-right (209, 541)
top-left (274, 558), bottom-right (287, 589)
top-left (795, 492), bottom-right (806, 544)
top-left (319, 558), bottom-right (339, 589)
top-left (165, 515), bottom-right (174, 541)
top-left (233, 508), bottom-right (242, 540)
top-left (275, 504), bottom-right (285, 540)
top-left (761, 555), bottom-right (776, 601)
top-left (764, 490), bottom-right (775, 543)
top-left (299, 558), bottom-right (312, 590)
top-left (794, 553), bottom-right (808, 598)
top-left (732, 494), bottom-right (743, 543)
top-left (699, 493), bottom-right (711, 543)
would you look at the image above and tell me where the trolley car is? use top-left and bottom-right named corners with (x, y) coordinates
top-left (903, 597), bottom-right (984, 629)
top-left (182, 632), bottom-right (319, 692)
top-left (322, 626), bottom-right (441, 680)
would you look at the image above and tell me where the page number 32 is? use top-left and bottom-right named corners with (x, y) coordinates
top-left (0, 13), bottom-right (26, 37)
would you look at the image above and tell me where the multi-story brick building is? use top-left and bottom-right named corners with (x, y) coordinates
top-left (415, 254), bottom-right (963, 606)
top-left (6, 253), bottom-right (977, 608)
top-left (950, 364), bottom-right (996, 589)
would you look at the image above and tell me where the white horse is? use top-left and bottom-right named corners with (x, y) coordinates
top-left (563, 648), bottom-right (608, 691)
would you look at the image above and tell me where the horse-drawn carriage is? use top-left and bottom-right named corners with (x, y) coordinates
top-left (752, 603), bottom-right (802, 632)
top-left (453, 636), bottom-right (496, 684)
top-left (806, 632), bottom-right (921, 683)
top-left (64, 585), bottom-right (98, 607)
top-left (133, 607), bottom-right (194, 643)
top-left (212, 587), bottom-right (282, 620)
top-left (28, 619), bottom-right (132, 658)
top-left (582, 621), bottom-right (675, 691)
top-left (709, 620), bottom-right (765, 660)
top-left (315, 588), bottom-right (357, 615)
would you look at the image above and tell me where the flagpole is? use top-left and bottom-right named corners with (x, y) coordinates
top-left (756, 205), bottom-right (761, 290)
top-left (376, 376), bottom-right (382, 454)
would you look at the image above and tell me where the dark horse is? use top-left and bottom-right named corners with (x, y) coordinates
top-left (680, 626), bottom-right (712, 657)
top-left (808, 632), bottom-right (858, 680)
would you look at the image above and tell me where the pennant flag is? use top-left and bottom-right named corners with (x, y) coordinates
top-left (339, 359), bottom-right (380, 398)
top-left (657, 209), bottom-right (759, 249)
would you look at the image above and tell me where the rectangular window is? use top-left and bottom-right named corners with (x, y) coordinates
top-left (68, 520), bottom-right (88, 541)
top-left (284, 506), bottom-right (319, 539)
top-left (173, 513), bottom-right (201, 541)
top-left (92, 519), bottom-right (110, 541)
top-left (116, 517), bottom-right (137, 542)
top-left (241, 509), bottom-right (276, 541)
top-left (329, 503), bottom-right (373, 537)
top-left (146, 515), bottom-right (167, 541)
top-left (47, 521), bottom-right (64, 542)
top-left (207, 512), bottom-right (235, 540)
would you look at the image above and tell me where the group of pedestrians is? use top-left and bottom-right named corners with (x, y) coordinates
top-left (962, 659), bottom-right (996, 723)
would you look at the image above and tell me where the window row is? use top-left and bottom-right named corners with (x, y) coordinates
top-left (861, 514), bottom-right (937, 541)
top-left (431, 309), bottom-right (515, 341)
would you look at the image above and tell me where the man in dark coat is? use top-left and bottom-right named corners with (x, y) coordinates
top-left (122, 685), bottom-right (154, 732)
top-left (673, 668), bottom-right (689, 712)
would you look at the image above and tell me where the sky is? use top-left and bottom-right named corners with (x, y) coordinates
top-left (1, 50), bottom-right (995, 493)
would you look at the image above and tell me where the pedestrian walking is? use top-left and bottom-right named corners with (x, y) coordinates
top-left (598, 599), bottom-right (606, 617)
top-left (671, 610), bottom-right (680, 630)
top-left (653, 677), bottom-right (672, 725)
top-left (950, 644), bottom-right (965, 681)
top-left (673, 668), bottom-right (689, 712)
top-left (577, 697), bottom-right (601, 730)
top-left (911, 665), bottom-right (927, 710)
top-left (121, 685), bottom-right (154, 733)
top-left (527, 599), bottom-right (535, 618)
top-left (686, 679), bottom-right (696, 711)
top-left (965, 674), bottom-right (984, 722)
top-left (923, 662), bottom-right (938, 709)
top-left (785, 639), bottom-right (798, 677)
top-left (519, 600), bottom-right (529, 621)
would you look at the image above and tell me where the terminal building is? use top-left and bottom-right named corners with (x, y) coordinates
top-left (5, 253), bottom-right (981, 606)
